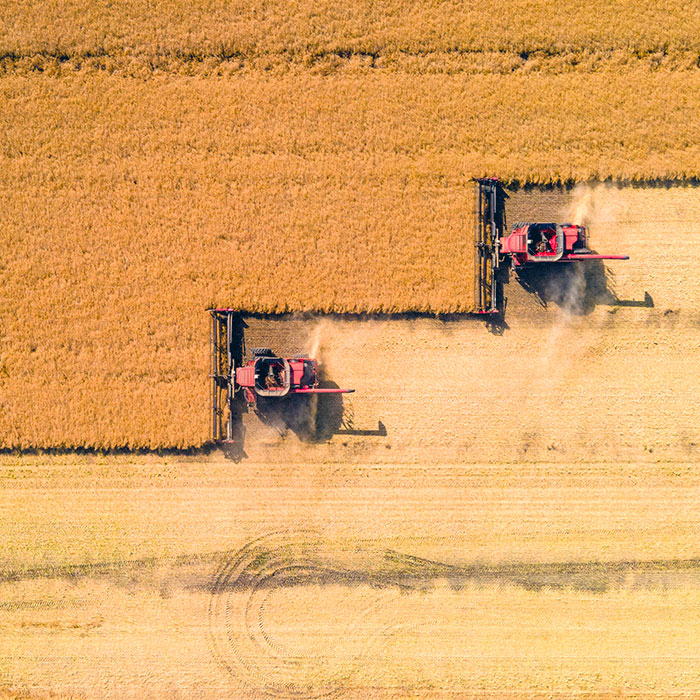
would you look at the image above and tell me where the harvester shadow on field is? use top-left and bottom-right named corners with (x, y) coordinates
top-left (222, 377), bottom-right (385, 463)
top-left (252, 378), bottom-right (386, 442)
top-left (513, 258), bottom-right (653, 315)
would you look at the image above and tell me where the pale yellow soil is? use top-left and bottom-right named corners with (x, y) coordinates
top-left (2, 460), bottom-right (700, 699)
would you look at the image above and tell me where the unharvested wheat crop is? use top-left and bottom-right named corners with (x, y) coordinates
top-left (2, 0), bottom-right (700, 448)
top-left (2, 0), bottom-right (700, 75)
top-left (3, 69), bottom-right (700, 448)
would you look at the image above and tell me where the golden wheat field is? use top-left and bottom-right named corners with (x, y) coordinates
top-left (2, 0), bottom-right (700, 71)
top-left (4, 2), bottom-right (700, 698)
top-left (2, 0), bottom-right (700, 448)
top-left (1, 71), bottom-right (700, 449)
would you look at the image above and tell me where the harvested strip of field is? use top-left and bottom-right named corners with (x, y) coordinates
top-left (3, 460), bottom-right (700, 574)
top-left (2, 459), bottom-right (700, 698)
top-left (2, 182), bottom-right (699, 449)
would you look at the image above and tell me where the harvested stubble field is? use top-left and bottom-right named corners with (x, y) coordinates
top-left (3, 459), bottom-right (700, 699)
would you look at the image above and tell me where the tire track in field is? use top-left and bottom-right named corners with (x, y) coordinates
top-left (4, 532), bottom-right (700, 698)
top-left (5, 541), bottom-right (700, 593)
top-left (206, 533), bottom-right (700, 698)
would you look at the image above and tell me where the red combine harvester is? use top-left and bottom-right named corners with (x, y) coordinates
top-left (500, 222), bottom-right (629, 268)
top-left (209, 308), bottom-right (354, 442)
top-left (473, 178), bottom-right (628, 311)
top-left (235, 350), bottom-right (354, 408)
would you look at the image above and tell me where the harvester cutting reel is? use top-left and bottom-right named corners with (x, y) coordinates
top-left (473, 177), bottom-right (507, 314)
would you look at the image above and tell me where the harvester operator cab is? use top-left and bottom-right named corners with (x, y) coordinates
top-left (524, 223), bottom-right (565, 262)
top-left (527, 224), bottom-right (556, 256)
top-left (254, 357), bottom-right (290, 394)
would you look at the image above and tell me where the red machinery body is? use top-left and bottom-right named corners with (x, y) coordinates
top-left (209, 308), bottom-right (355, 441)
top-left (473, 178), bottom-right (629, 313)
top-left (500, 222), bottom-right (629, 268)
top-left (235, 353), bottom-right (354, 407)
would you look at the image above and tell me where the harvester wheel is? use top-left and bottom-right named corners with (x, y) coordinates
top-left (250, 347), bottom-right (274, 357)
